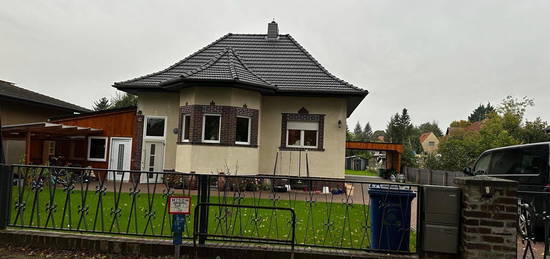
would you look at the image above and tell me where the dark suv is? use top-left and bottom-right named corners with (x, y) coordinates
top-left (465, 142), bottom-right (550, 237)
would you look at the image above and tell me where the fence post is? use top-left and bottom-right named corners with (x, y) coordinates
top-left (197, 174), bottom-right (210, 245)
top-left (0, 117), bottom-right (10, 230)
top-left (428, 169), bottom-right (433, 185)
top-left (416, 168), bottom-right (421, 184)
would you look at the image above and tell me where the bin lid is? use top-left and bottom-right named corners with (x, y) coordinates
top-left (368, 184), bottom-right (416, 197)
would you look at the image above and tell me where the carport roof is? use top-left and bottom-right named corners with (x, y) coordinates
top-left (2, 122), bottom-right (103, 137)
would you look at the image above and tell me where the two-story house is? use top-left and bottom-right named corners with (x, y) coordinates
top-left (113, 22), bottom-right (368, 179)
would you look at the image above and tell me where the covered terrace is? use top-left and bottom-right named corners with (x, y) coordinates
top-left (345, 141), bottom-right (404, 172)
top-left (1, 122), bottom-right (103, 165)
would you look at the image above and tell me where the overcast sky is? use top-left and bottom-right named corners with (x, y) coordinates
top-left (1, 0), bottom-right (549, 131)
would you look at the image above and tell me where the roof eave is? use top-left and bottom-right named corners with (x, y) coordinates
top-left (161, 78), bottom-right (277, 93)
top-left (0, 95), bottom-right (89, 113)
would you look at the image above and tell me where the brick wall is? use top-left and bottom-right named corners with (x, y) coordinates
top-left (131, 113), bottom-right (144, 171)
top-left (454, 176), bottom-right (517, 259)
top-left (179, 104), bottom-right (259, 147)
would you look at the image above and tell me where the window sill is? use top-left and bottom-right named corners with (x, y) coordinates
top-left (279, 146), bottom-right (324, 152)
top-left (87, 158), bottom-right (107, 162)
top-left (178, 142), bottom-right (258, 148)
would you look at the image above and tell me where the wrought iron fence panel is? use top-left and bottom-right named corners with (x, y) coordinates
top-left (3, 164), bottom-right (198, 239)
top-left (0, 164), bottom-right (419, 254)
top-left (517, 190), bottom-right (550, 259)
top-left (201, 174), bottom-right (418, 252)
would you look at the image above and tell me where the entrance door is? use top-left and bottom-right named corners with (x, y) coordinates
top-left (141, 141), bottom-right (165, 183)
top-left (108, 138), bottom-right (132, 182)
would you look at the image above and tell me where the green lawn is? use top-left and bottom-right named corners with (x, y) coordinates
top-left (345, 169), bottom-right (379, 177)
top-left (9, 182), bottom-right (415, 251)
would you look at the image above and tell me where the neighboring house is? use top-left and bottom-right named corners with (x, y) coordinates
top-left (2, 107), bottom-right (139, 180)
top-left (0, 80), bottom-right (88, 125)
top-left (419, 132), bottom-right (440, 154)
top-left (545, 126), bottom-right (550, 134)
top-left (446, 121), bottom-right (483, 137)
top-left (114, 22), bottom-right (368, 179)
top-left (1, 80), bottom-right (89, 164)
top-left (345, 155), bottom-right (368, 171)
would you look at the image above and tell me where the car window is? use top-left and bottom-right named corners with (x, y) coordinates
top-left (490, 149), bottom-right (522, 174)
top-left (473, 153), bottom-right (491, 175)
top-left (520, 145), bottom-right (549, 174)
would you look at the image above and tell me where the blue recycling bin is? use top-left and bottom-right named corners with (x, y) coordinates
top-left (368, 185), bottom-right (416, 251)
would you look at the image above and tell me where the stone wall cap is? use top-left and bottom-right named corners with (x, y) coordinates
top-left (453, 176), bottom-right (518, 187)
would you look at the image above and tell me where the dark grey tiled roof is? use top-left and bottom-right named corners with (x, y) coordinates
top-left (0, 80), bottom-right (89, 112)
top-left (114, 33), bottom-right (366, 96)
top-left (173, 47), bottom-right (275, 89)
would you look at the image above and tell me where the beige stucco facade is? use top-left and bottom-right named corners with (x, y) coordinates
top-left (259, 96), bottom-right (347, 178)
top-left (137, 87), bottom-right (348, 178)
top-left (420, 132), bottom-right (440, 154)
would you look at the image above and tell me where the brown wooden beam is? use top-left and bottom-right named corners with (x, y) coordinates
top-left (345, 141), bottom-right (404, 153)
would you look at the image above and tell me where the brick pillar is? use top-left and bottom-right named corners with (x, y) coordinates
top-left (454, 176), bottom-right (517, 259)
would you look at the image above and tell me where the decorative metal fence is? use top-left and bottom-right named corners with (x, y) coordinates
top-left (517, 190), bottom-right (550, 259)
top-left (0, 164), bottom-right (420, 254)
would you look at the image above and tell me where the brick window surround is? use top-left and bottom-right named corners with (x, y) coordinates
top-left (280, 111), bottom-right (325, 152)
top-left (178, 104), bottom-right (259, 147)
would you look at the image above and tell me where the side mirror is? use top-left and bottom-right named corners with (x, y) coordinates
top-left (463, 167), bottom-right (472, 175)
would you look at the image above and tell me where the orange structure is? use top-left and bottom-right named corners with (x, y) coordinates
top-left (1, 107), bottom-right (138, 170)
top-left (345, 141), bottom-right (404, 171)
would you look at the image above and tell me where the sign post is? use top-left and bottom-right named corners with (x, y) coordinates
top-left (168, 196), bottom-right (191, 259)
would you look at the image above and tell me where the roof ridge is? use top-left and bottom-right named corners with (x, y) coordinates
top-left (179, 48), bottom-right (231, 79)
top-left (230, 49), bottom-right (275, 87)
top-left (0, 81), bottom-right (89, 112)
top-left (227, 47), bottom-right (238, 80)
top-left (114, 33), bottom-right (233, 86)
top-left (286, 35), bottom-right (367, 93)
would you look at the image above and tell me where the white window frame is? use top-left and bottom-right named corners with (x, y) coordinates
top-left (87, 136), bottom-right (108, 162)
top-left (286, 121), bottom-right (319, 149)
top-left (181, 114), bottom-right (191, 142)
top-left (202, 114), bottom-right (222, 143)
top-left (235, 116), bottom-right (251, 145)
top-left (144, 115), bottom-right (167, 140)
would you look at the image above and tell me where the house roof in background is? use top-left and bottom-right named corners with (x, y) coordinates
top-left (0, 80), bottom-right (89, 112)
top-left (419, 132), bottom-right (434, 143)
top-left (446, 121), bottom-right (484, 136)
top-left (114, 25), bottom-right (367, 97)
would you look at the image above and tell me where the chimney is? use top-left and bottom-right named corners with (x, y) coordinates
top-left (266, 21), bottom-right (279, 40)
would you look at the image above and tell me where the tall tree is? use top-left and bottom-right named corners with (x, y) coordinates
top-left (468, 103), bottom-right (495, 122)
top-left (353, 122), bottom-right (363, 141)
top-left (386, 108), bottom-right (413, 144)
top-left (110, 93), bottom-right (137, 109)
top-left (520, 118), bottom-right (549, 143)
top-left (363, 122), bottom-right (373, 141)
top-left (417, 121), bottom-right (443, 137)
top-left (92, 97), bottom-right (110, 111)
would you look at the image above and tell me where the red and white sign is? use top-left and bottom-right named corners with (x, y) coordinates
top-left (168, 196), bottom-right (192, 215)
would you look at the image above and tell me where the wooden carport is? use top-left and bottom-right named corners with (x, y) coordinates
top-left (2, 122), bottom-right (103, 164)
top-left (345, 141), bottom-right (404, 171)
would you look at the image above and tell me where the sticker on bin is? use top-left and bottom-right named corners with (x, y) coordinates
top-left (368, 184), bottom-right (411, 190)
top-left (168, 196), bottom-right (192, 215)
